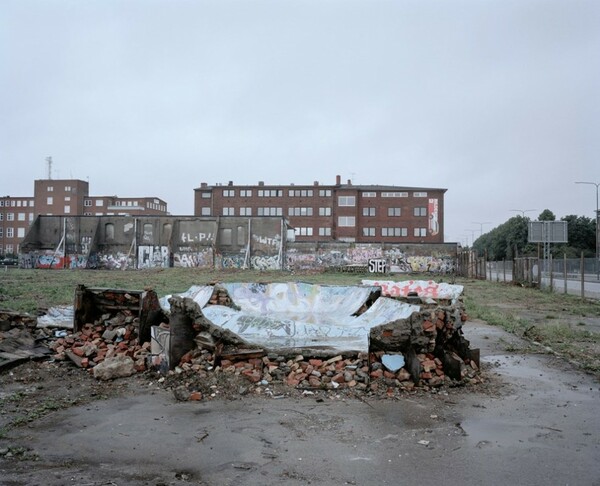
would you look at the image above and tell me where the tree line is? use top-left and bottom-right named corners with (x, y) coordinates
top-left (471, 210), bottom-right (596, 260)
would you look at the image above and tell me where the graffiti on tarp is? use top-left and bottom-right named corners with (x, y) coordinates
top-left (138, 245), bottom-right (169, 268)
top-left (362, 279), bottom-right (463, 301)
top-left (174, 249), bottom-right (213, 268)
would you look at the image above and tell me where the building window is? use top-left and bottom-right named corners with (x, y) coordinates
top-left (223, 189), bottom-right (235, 197)
top-left (29, 213), bottom-right (34, 221)
top-left (288, 207), bottom-right (313, 216)
top-left (201, 192), bottom-right (211, 199)
top-left (222, 207), bottom-right (235, 216)
top-left (239, 207), bottom-right (252, 216)
top-left (17, 228), bottom-right (25, 238)
top-left (7, 213), bottom-right (14, 221)
top-left (413, 207), bottom-right (427, 216)
top-left (381, 228), bottom-right (408, 236)
top-left (47, 197), bottom-right (53, 205)
top-left (47, 186), bottom-right (53, 192)
top-left (414, 227), bottom-right (427, 237)
top-left (96, 200), bottom-right (104, 206)
top-left (318, 207), bottom-right (332, 216)
top-left (201, 207), bottom-right (211, 216)
top-left (16, 200), bottom-right (22, 207)
top-left (258, 189), bottom-right (282, 197)
top-left (362, 227), bottom-right (375, 237)
top-left (84, 200), bottom-right (92, 207)
top-left (6, 228), bottom-right (14, 238)
top-left (18, 213), bottom-right (25, 221)
top-left (257, 207), bottom-right (283, 216)
top-left (319, 189), bottom-right (332, 197)
top-left (338, 216), bottom-right (355, 227)
top-left (362, 192), bottom-right (376, 198)
top-left (289, 189), bottom-right (314, 197)
top-left (0, 214), bottom-right (3, 221)
top-left (319, 227), bottom-right (332, 236)
top-left (64, 196), bottom-right (71, 202)
top-left (0, 228), bottom-right (2, 237)
top-left (362, 207), bottom-right (376, 216)
top-left (382, 228), bottom-right (408, 237)
top-left (388, 207), bottom-right (401, 217)
top-left (10, 200), bottom-right (15, 207)
top-left (240, 189), bottom-right (252, 197)
top-left (294, 227), bottom-right (313, 236)
top-left (413, 192), bottom-right (428, 197)
top-left (64, 205), bottom-right (71, 214)
top-left (338, 196), bottom-right (356, 207)
top-left (382, 192), bottom-right (408, 198)
top-left (5, 244), bottom-right (13, 253)
top-left (29, 201), bottom-right (34, 207)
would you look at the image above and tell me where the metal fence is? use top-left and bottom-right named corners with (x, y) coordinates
top-left (457, 251), bottom-right (600, 300)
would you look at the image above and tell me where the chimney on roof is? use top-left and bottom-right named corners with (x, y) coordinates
top-left (347, 179), bottom-right (352, 185)
top-left (335, 175), bottom-right (341, 185)
top-left (258, 181), bottom-right (264, 186)
top-left (201, 182), bottom-right (207, 188)
top-left (228, 181), bottom-right (233, 186)
top-left (314, 181), bottom-right (319, 186)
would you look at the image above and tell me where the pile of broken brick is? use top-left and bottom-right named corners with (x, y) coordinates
top-left (1, 285), bottom-right (482, 399)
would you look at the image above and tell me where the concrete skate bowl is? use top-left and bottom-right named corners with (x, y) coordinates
top-left (164, 282), bottom-right (421, 353)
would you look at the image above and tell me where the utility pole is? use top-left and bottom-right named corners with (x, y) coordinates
top-left (575, 181), bottom-right (600, 280)
top-left (472, 221), bottom-right (491, 237)
top-left (510, 209), bottom-right (536, 218)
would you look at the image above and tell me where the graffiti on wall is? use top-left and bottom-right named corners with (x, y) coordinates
top-left (180, 232), bottom-right (214, 243)
top-left (138, 245), bottom-right (169, 268)
top-left (98, 252), bottom-right (133, 270)
top-left (174, 248), bottom-right (213, 268)
top-left (250, 255), bottom-right (280, 270)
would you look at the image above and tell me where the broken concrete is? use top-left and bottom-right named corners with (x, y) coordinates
top-left (93, 355), bottom-right (137, 380)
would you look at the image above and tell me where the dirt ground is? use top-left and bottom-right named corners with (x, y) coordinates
top-left (1, 314), bottom-right (599, 486)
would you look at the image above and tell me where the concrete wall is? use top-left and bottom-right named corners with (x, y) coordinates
top-left (19, 216), bottom-right (456, 273)
top-left (19, 216), bottom-right (286, 271)
top-left (286, 242), bottom-right (457, 273)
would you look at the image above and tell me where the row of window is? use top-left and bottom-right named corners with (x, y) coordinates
top-left (0, 244), bottom-right (14, 253)
top-left (212, 206), bottom-right (428, 217)
top-left (211, 190), bottom-right (428, 199)
top-left (0, 213), bottom-right (35, 222)
top-left (46, 185), bottom-right (73, 192)
top-left (0, 200), bottom-right (34, 207)
top-left (291, 226), bottom-right (428, 237)
top-left (0, 227), bottom-right (26, 238)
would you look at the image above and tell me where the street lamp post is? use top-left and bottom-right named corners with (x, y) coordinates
top-left (575, 181), bottom-right (600, 280)
top-left (510, 209), bottom-right (537, 218)
top-left (472, 221), bottom-right (491, 237)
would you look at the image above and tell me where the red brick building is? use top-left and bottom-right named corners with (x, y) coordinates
top-left (194, 175), bottom-right (446, 243)
top-left (0, 179), bottom-right (168, 257)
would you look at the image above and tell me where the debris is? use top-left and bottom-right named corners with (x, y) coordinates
top-left (93, 355), bottom-right (137, 381)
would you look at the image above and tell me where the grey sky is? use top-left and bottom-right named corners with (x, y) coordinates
top-left (2, 0), bottom-right (599, 244)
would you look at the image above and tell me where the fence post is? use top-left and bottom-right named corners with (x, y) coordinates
top-left (563, 253), bottom-right (567, 295)
top-left (581, 251), bottom-right (585, 299)
top-left (549, 253), bottom-right (553, 293)
top-left (503, 258), bottom-right (506, 282)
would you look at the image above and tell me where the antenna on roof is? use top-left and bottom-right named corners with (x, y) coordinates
top-left (46, 156), bottom-right (53, 180)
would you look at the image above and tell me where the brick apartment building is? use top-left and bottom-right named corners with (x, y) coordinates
top-left (194, 175), bottom-right (446, 243)
top-left (0, 178), bottom-right (168, 256)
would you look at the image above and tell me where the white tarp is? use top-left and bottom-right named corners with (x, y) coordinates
top-left (159, 285), bottom-right (214, 311)
top-left (362, 279), bottom-right (464, 302)
top-left (201, 283), bottom-right (419, 352)
top-left (36, 305), bottom-right (74, 328)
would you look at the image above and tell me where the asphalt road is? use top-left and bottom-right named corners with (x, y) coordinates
top-left (2, 320), bottom-right (599, 486)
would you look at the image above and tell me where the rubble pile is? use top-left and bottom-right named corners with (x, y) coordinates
top-left (49, 312), bottom-right (152, 373)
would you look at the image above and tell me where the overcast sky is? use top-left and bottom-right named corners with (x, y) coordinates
top-left (1, 0), bottom-right (599, 244)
